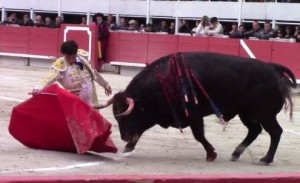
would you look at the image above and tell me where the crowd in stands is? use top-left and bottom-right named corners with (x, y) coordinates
top-left (0, 13), bottom-right (63, 28)
top-left (1, 12), bottom-right (300, 42)
top-left (105, 15), bottom-right (300, 42)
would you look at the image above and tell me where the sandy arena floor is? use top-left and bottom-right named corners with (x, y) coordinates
top-left (0, 65), bottom-right (300, 176)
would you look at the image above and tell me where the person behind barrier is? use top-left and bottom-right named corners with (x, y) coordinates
top-left (276, 28), bottom-right (285, 39)
top-left (80, 16), bottom-right (87, 25)
top-left (169, 22), bottom-right (176, 34)
top-left (294, 26), bottom-right (299, 38)
top-left (144, 23), bottom-right (156, 33)
top-left (128, 19), bottom-right (139, 31)
top-left (107, 14), bottom-right (118, 31)
top-left (179, 20), bottom-right (192, 34)
top-left (228, 23), bottom-right (238, 38)
top-left (117, 18), bottom-right (129, 30)
top-left (256, 21), bottom-right (276, 40)
top-left (157, 20), bottom-right (170, 33)
top-left (0, 13), bottom-right (20, 25)
top-left (139, 24), bottom-right (145, 32)
top-left (53, 16), bottom-right (62, 28)
top-left (44, 17), bottom-right (54, 28)
top-left (244, 21), bottom-right (262, 39)
top-left (205, 17), bottom-right (224, 36)
top-left (19, 14), bottom-right (34, 27)
top-left (296, 32), bottom-right (300, 43)
top-left (93, 13), bottom-right (110, 71)
top-left (239, 24), bottom-right (246, 34)
top-left (229, 24), bottom-right (246, 39)
top-left (34, 15), bottom-right (44, 27)
top-left (195, 15), bottom-right (209, 36)
top-left (31, 40), bottom-right (112, 106)
top-left (284, 26), bottom-right (294, 39)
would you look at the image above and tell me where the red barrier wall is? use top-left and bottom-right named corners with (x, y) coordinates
top-left (106, 32), bottom-right (300, 79)
top-left (177, 36), bottom-right (209, 52)
top-left (147, 34), bottom-right (178, 64)
top-left (208, 37), bottom-right (240, 56)
top-left (0, 174), bottom-right (300, 183)
top-left (0, 25), bottom-right (98, 64)
top-left (0, 26), bottom-right (299, 79)
top-left (239, 39), bottom-right (273, 62)
top-left (0, 26), bottom-right (30, 54)
top-left (271, 42), bottom-right (300, 78)
top-left (119, 33), bottom-right (148, 63)
top-left (28, 28), bottom-right (59, 56)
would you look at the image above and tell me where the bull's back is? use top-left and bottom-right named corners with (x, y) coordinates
top-left (127, 52), bottom-right (285, 117)
top-left (184, 52), bottom-right (284, 115)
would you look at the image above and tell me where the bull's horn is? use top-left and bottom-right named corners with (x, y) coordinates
top-left (115, 97), bottom-right (135, 117)
top-left (93, 97), bottom-right (114, 109)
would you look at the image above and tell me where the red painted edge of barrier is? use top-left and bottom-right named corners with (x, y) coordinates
top-left (0, 174), bottom-right (300, 183)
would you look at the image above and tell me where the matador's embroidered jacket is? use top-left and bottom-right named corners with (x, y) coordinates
top-left (36, 49), bottom-right (109, 106)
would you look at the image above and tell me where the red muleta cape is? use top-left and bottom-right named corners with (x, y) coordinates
top-left (9, 84), bottom-right (118, 154)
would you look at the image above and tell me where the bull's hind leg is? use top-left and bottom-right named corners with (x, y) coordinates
top-left (259, 115), bottom-right (283, 165)
top-left (231, 114), bottom-right (262, 161)
top-left (190, 118), bottom-right (217, 161)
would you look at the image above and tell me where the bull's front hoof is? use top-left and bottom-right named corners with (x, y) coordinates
top-left (123, 146), bottom-right (135, 153)
top-left (206, 151), bottom-right (217, 162)
top-left (231, 152), bottom-right (241, 161)
top-left (259, 157), bottom-right (273, 166)
top-left (230, 155), bottom-right (240, 162)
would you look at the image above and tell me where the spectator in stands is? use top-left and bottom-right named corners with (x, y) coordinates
top-left (139, 24), bottom-right (145, 32)
top-left (228, 23), bottom-right (238, 37)
top-left (34, 15), bottom-right (44, 27)
top-left (19, 14), bottom-right (34, 26)
top-left (244, 21), bottom-right (262, 38)
top-left (53, 16), bottom-right (62, 28)
top-left (191, 21), bottom-right (199, 34)
top-left (107, 15), bottom-right (118, 30)
top-left (117, 18), bottom-right (129, 30)
top-left (80, 16), bottom-right (87, 25)
top-left (294, 26), bottom-right (299, 38)
top-left (44, 17), bottom-right (54, 28)
top-left (228, 24), bottom-right (245, 38)
top-left (195, 15), bottom-right (209, 36)
top-left (238, 24), bottom-right (246, 36)
top-left (1, 12), bottom-right (20, 25)
top-left (296, 32), bottom-right (300, 43)
top-left (256, 21), bottom-right (276, 40)
top-left (144, 23), bottom-right (156, 33)
top-left (128, 19), bottom-right (139, 31)
top-left (205, 17), bottom-right (223, 36)
top-left (169, 22), bottom-right (176, 34)
top-left (157, 20), bottom-right (170, 33)
top-left (284, 26), bottom-right (293, 39)
top-left (179, 20), bottom-right (192, 33)
top-left (93, 13), bottom-right (110, 71)
top-left (276, 28), bottom-right (284, 38)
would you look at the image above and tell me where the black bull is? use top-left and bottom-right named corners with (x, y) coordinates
top-left (99, 52), bottom-right (296, 165)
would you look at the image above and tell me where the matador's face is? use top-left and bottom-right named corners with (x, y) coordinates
top-left (64, 54), bottom-right (77, 65)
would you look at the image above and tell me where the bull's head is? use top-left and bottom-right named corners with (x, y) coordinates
top-left (98, 92), bottom-right (152, 153)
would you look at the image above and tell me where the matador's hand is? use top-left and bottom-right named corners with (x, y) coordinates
top-left (104, 84), bottom-right (112, 96)
top-left (30, 88), bottom-right (42, 96)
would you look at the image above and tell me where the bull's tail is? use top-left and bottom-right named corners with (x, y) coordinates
top-left (270, 63), bottom-right (297, 120)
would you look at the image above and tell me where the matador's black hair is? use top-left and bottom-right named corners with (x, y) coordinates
top-left (60, 40), bottom-right (78, 55)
